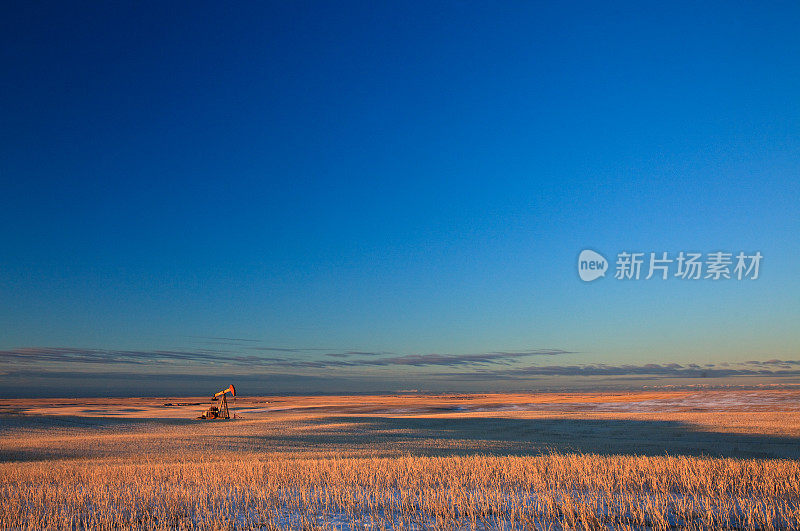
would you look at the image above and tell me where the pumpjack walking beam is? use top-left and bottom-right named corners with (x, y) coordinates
top-left (198, 385), bottom-right (236, 419)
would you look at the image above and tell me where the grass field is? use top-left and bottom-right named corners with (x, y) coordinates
top-left (2, 389), bottom-right (800, 529)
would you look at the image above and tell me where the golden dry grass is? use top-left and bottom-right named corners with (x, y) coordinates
top-left (2, 390), bottom-right (800, 529)
top-left (2, 452), bottom-right (799, 529)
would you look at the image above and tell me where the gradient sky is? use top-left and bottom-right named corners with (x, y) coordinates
top-left (1, 2), bottom-right (799, 396)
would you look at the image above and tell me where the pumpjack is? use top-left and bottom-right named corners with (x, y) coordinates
top-left (198, 384), bottom-right (236, 419)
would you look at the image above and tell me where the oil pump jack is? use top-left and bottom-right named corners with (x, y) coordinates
top-left (198, 384), bottom-right (236, 419)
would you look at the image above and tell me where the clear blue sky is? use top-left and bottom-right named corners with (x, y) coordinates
top-left (1, 2), bottom-right (799, 396)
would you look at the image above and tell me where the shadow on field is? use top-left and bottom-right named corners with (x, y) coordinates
top-left (4, 414), bottom-right (799, 461)
top-left (0, 414), bottom-right (197, 462)
top-left (278, 416), bottom-right (800, 459)
top-left (0, 413), bottom-right (195, 432)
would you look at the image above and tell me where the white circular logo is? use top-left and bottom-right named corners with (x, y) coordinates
top-left (578, 249), bottom-right (607, 282)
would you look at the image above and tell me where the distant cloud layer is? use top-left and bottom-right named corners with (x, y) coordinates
top-left (0, 346), bottom-right (572, 370)
top-left (2, 346), bottom-right (800, 382)
top-left (449, 360), bottom-right (800, 380)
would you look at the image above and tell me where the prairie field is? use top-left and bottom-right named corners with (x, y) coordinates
top-left (2, 389), bottom-right (800, 529)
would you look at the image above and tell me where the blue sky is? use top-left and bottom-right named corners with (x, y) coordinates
top-left (1, 2), bottom-right (799, 396)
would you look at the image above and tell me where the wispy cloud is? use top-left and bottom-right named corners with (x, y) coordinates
top-left (0, 347), bottom-right (284, 367)
top-left (325, 351), bottom-right (392, 358)
top-left (342, 349), bottom-right (573, 367)
top-left (191, 336), bottom-right (263, 343)
top-left (251, 349), bottom-right (573, 368)
top-left (247, 346), bottom-right (335, 353)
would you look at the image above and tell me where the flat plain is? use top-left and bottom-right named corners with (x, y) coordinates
top-left (2, 389), bottom-right (800, 529)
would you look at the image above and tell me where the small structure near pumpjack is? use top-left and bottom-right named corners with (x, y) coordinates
top-left (198, 384), bottom-right (236, 419)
